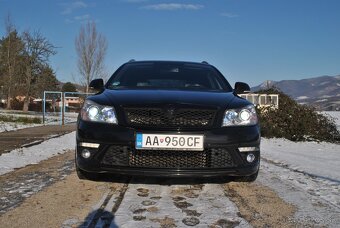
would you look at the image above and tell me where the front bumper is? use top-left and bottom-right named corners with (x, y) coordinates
top-left (76, 120), bottom-right (261, 177)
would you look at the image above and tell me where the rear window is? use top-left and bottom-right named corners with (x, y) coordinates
top-left (107, 62), bottom-right (232, 92)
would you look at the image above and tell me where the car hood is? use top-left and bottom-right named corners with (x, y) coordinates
top-left (89, 89), bottom-right (246, 110)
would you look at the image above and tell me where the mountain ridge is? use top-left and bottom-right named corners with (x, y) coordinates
top-left (252, 75), bottom-right (340, 111)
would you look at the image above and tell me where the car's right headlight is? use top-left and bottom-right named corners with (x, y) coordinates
top-left (80, 100), bottom-right (118, 124)
top-left (222, 104), bottom-right (258, 127)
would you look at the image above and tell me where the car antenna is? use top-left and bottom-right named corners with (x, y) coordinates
top-left (201, 61), bottom-right (209, 64)
top-left (128, 59), bottom-right (136, 62)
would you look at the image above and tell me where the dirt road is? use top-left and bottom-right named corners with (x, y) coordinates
top-left (0, 127), bottom-right (339, 227)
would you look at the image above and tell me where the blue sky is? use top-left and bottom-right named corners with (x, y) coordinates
top-left (1, 0), bottom-right (340, 87)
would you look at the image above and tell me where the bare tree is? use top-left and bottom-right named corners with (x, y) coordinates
top-left (2, 14), bottom-right (23, 109)
top-left (21, 31), bottom-right (56, 112)
top-left (75, 21), bottom-right (108, 93)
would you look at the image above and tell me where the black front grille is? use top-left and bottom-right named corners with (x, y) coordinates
top-left (101, 146), bottom-right (234, 169)
top-left (124, 107), bottom-right (216, 129)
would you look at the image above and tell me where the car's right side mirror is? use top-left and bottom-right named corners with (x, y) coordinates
top-left (89, 78), bottom-right (104, 91)
top-left (234, 82), bottom-right (250, 94)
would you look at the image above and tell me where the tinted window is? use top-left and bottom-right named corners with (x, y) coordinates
top-left (107, 62), bottom-right (232, 92)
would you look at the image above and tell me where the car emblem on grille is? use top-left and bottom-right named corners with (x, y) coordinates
top-left (165, 108), bottom-right (175, 119)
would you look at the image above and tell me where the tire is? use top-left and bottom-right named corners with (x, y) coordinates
top-left (234, 170), bottom-right (259, 182)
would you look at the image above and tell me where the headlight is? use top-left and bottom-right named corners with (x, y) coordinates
top-left (81, 100), bottom-right (118, 124)
top-left (222, 104), bottom-right (258, 127)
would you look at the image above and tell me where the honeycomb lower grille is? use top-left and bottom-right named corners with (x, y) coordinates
top-left (101, 146), bottom-right (235, 169)
top-left (124, 107), bottom-right (216, 129)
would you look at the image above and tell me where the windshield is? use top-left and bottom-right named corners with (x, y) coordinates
top-left (107, 62), bottom-right (232, 92)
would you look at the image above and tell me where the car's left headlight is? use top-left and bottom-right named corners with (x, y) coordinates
top-left (222, 104), bottom-right (258, 127)
top-left (80, 100), bottom-right (118, 124)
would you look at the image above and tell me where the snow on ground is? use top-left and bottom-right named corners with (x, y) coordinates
top-left (0, 132), bottom-right (75, 175)
top-left (261, 138), bottom-right (340, 182)
top-left (90, 183), bottom-right (250, 228)
top-left (0, 121), bottom-right (42, 133)
top-left (261, 137), bottom-right (340, 226)
top-left (259, 161), bottom-right (340, 227)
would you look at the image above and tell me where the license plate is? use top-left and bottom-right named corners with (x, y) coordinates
top-left (136, 133), bottom-right (204, 151)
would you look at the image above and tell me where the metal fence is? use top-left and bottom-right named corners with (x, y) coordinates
top-left (239, 94), bottom-right (279, 108)
top-left (42, 91), bottom-right (93, 125)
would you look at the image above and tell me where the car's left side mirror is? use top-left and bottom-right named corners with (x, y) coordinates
top-left (234, 82), bottom-right (250, 94)
top-left (89, 79), bottom-right (104, 91)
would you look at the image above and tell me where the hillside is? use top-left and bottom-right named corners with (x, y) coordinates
top-left (252, 75), bottom-right (340, 110)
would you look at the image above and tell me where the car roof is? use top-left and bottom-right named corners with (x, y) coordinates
top-left (124, 60), bottom-right (212, 67)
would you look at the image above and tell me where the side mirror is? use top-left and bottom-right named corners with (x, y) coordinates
top-left (234, 82), bottom-right (250, 94)
top-left (89, 79), bottom-right (104, 91)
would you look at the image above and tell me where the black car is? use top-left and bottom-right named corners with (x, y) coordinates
top-left (76, 60), bottom-right (260, 182)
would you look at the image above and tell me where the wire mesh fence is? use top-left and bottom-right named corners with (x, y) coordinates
top-left (43, 91), bottom-right (93, 125)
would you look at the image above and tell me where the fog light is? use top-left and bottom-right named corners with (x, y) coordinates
top-left (246, 153), bottom-right (256, 163)
top-left (81, 149), bottom-right (91, 159)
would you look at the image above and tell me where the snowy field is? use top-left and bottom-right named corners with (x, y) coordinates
top-left (261, 138), bottom-right (340, 181)
top-left (261, 138), bottom-right (340, 211)
top-left (0, 132), bottom-right (75, 175)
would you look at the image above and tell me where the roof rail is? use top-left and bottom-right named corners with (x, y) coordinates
top-left (128, 59), bottom-right (135, 62)
top-left (201, 61), bottom-right (209, 64)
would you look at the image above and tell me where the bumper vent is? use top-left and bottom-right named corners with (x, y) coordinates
top-left (101, 146), bottom-right (234, 169)
top-left (124, 107), bottom-right (216, 129)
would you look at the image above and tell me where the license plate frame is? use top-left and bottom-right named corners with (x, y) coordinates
top-left (135, 133), bottom-right (204, 151)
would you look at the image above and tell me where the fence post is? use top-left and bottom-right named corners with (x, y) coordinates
top-left (62, 92), bottom-right (65, 126)
top-left (43, 91), bottom-right (46, 124)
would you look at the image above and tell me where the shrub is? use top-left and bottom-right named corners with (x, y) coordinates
top-left (256, 88), bottom-right (340, 142)
top-left (0, 115), bottom-right (41, 124)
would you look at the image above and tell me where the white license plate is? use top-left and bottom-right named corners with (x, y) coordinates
top-left (136, 133), bottom-right (204, 151)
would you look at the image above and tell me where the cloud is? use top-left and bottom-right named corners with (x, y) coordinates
top-left (61, 0), bottom-right (88, 15)
top-left (142, 3), bottom-right (204, 11)
top-left (64, 14), bottom-right (92, 24)
top-left (220, 12), bottom-right (239, 18)
top-left (74, 14), bottom-right (90, 21)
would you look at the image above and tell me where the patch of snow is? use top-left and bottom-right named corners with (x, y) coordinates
top-left (296, 96), bottom-right (309, 100)
top-left (260, 138), bottom-right (340, 226)
top-left (337, 83), bottom-right (340, 87)
top-left (320, 81), bottom-right (330, 86)
top-left (0, 121), bottom-right (42, 133)
top-left (261, 138), bottom-right (340, 182)
top-left (0, 111), bottom-right (78, 126)
top-left (112, 183), bottom-right (250, 227)
top-left (0, 132), bottom-right (75, 175)
top-left (315, 99), bottom-right (328, 103)
top-left (320, 95), bottom-right (331, 98)
top-left (259, 161), bottom-right (340, 227)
